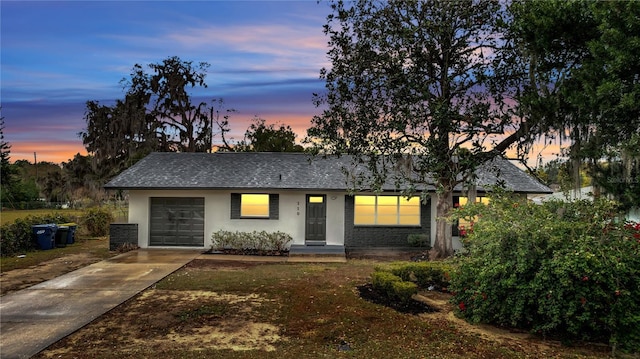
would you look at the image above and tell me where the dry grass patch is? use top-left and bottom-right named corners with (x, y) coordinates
top-left (34, 259), bottom-right (611, 359)
top-left (38, 289), bottom-right (283, 358)
top-left (0, 238), bottom-right (113, 295)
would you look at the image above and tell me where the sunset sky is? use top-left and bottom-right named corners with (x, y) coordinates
top-left (2, 0), bottom-right (561, 166)
top-left (2, 0), bottom-right (330, 163)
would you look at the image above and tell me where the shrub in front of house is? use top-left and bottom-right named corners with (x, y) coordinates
top-left (369, 261), bottom-right (452, 308)
top-left (378, 261), bottom-right (452, 290)
top-left (210, 230), bottom-right (292, 255)
top-left (371, 270), bottom-right (418, 305)
top-left (449, 192), bottom-right (640, 353)
top-left (81, 207), bottom-right (114, 237)
top-left (407, 233), bottom-right (431, 248)
top-left (0, 213), bottom-right (79, 257)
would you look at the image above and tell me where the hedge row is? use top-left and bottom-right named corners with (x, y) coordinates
top-left (371, 261), bottom-right (453, 305)
top-left (211, 230), bottom-right (292, 252)
top-left (0, 208), bottom-right (114, 257)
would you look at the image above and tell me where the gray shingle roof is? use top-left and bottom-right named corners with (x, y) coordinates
top-left (104, 152), bottom-right (551, 194)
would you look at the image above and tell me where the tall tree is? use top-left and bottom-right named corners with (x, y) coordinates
top-left (0, 114), bottom-right (17, 205)
top-left (81, 56), bottom-right (233, 180)
top-left (573, 1), bottom-right (640, 205)
top-left (81, 85), bottom-right (165, 180)
top-left (502, 0), bottom-right (598, 158)
top-left (508, 0), bottom-right (640, 206)
top-left (235, 118), bottom-right (304, 152)
top-left (0, 115), bottom-right (13, 189)
top-left (62, 153), bottom-right (106, 201)
top-left (133, 56), bottom-right (215, 152)
top-left (590, 135), bottom-right (640, 211)
top-left (307, 0), bottom-right (540, 257)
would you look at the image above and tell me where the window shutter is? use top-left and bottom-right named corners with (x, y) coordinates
top-left (230, 193), bottom-right (241, 219)
top-left (269, 194), bottom-right (279, 219)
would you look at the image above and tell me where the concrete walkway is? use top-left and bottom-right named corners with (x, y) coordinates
top-left (0, 249), bottom-right (200, 359)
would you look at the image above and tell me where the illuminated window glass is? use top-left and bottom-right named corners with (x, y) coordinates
top-left (308, 196), bottom-right (324, 203)
top-left (457, 196), bottom-right (490, 208)
top-left (354, 196), bottom-right (376, 225)
top-left (399, 197), bottom-right (421, 225)
top-left (354, 195), bottom-right (420, 226)
top-left (241, 194), bottom-right (269, 217)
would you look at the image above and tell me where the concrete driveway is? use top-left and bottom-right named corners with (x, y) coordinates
top-left (0, 249), bottom-right (200, 359)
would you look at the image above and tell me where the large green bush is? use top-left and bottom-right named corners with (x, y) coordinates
top-left (0, 213), bottom-right (79, 257)
top-left (81, 207), bottom-right (114, 237)
top-left (449, 192), bottom-right (640, 352)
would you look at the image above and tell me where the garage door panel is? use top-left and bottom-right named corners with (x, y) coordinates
top-left (149, 197), bottom-right (204, 247)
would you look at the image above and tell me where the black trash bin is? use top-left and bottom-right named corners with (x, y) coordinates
top-left (55, 225), bottom-right (69, 248)
top-left (32, 224), bottom-right (57, 250)
top-left (60, 222), bottom-right (77, 244)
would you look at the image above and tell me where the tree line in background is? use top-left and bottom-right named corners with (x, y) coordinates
top-left (80, 55), bottom-right (304, 182)
top-left (0, 58), bottom-right (304, 208)
top-left (2, 1), bottom-right (638, 257)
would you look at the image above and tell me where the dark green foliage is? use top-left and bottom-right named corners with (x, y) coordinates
top-left (590, 135), bottom-right (640, 211)
top-left (407, 233), bottom-right (431, 248)
top-left (376, 261), bottom-right (452, 290)
top-left (450, 192), bottom-right (640, 352)
top-left (0, 154), bottom-right (42, 207)
top-left (382, 261), bottom-right (452, 290)
top-left (0, 115), bottom-right (14, 190)
top-left (370, 270), bottom-right (417, 305)
top-left (81, 207), bottom-right (114, 237)
top-left (234, 117), bottom-right (304, 152)
top-left (508, 0), bottom-right (640, 203)
top-left (0, 213), bottom-right (80, 257)
top-left (371, 261), bottom-right (452, 306)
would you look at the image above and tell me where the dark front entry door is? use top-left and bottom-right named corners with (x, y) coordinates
top-left (305, 195), bottom-right (326, 245)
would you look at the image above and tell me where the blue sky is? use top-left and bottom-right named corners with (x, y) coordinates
top-left (1, 0), bottom-right (330, 163)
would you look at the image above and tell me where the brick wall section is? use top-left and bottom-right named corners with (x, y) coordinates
top-left (344, 196), bottom-right (431, 248)
top-left (109, 223), bottom-right (138, 251)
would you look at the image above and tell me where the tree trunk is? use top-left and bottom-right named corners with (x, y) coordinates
top-left (433, 189), bottom-right (454, 258)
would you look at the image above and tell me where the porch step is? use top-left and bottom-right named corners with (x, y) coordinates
top-left (289, 244), bottom-right (346, 257)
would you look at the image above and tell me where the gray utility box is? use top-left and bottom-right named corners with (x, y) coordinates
top-left (109, 223), bottom-right (138, 251)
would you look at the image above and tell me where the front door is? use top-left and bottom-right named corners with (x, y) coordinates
top-left (305, 195), bottom-right (326, 245)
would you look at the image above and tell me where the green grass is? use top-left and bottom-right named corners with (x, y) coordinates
top-left (1, 208), bottom-right (84, 225)
top-left (0, 237), bottom-right (112, 272)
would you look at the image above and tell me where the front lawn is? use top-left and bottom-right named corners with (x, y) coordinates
top-left (0, 208), bottom-right (84, 225)
top-left (0, 236), bottom-right (112, 272)
top-left (34, 259), bottom-right (610, 359)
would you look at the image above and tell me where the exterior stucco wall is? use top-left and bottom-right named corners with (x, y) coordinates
top-left (127, 190), bottom-right (346, 249)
